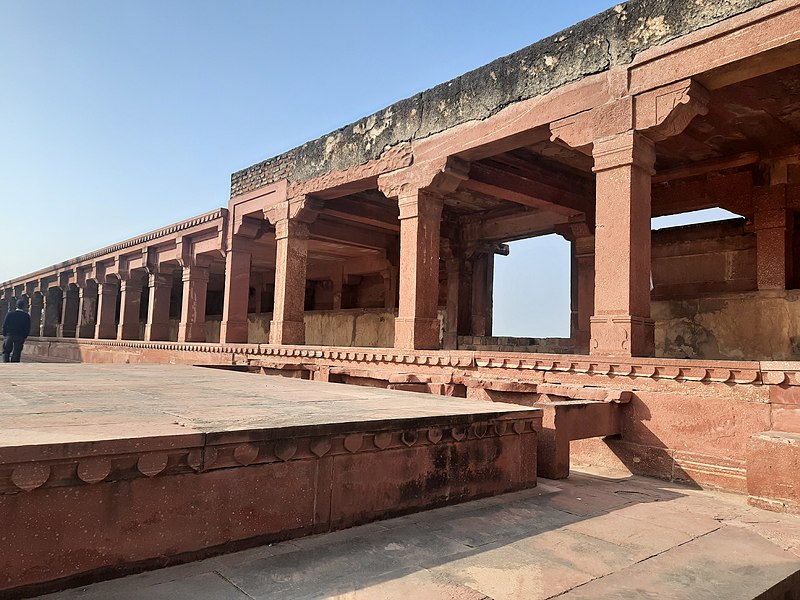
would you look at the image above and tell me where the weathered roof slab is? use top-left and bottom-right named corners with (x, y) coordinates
top-left (230, 0), bottom-right (775, 197)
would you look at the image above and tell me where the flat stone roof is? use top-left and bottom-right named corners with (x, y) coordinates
top-left (0, 364), bottom-right (536, 448)
top-left (37, 466), bottom-right (800, 599)
top-left (231, 0), bottom-right (775, 197)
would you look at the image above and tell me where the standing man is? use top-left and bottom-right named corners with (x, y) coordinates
top-left (3, 299), bottom-right (32, 363)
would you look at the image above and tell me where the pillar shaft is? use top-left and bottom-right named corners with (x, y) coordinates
top-left (144, 273), bottom-right (172, 342)
top-left (470, 252), bottom-right (494, 337)
top-left (42, 287), bottom-right (60, 337)
top-left (29, 292), bottom-right (43, 336)
top-left (590, 131), bottom-right (655, 357)
top-left (95, 281), bottom-right (119, 339)
top-left (178, 266), bottom-right (209, 343)
top-left (754, 185), bottom-right (792, 290)
top-left (77, 284), bottom-right (97, 338)
top-left (571, 236), bottom-right (595, 355)
top-left (58, 286), bottom-right (80, 338)
top-left (443, 257), bottom-right (460, 350)
top-left (270, 220), bottom-right (309, 345)
top-left (117, 275), bottom-right (143, 340)
top-left (395, 190), bottom-right (443, 350)
top-left (220, 238), bottom-right (252, 344)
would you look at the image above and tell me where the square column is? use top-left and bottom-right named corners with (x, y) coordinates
top-left (754, 185), bottom-right (792, 290)
top-left (42, 287), bottom-right (61, 337)
top-left (178, 265), bottom-right (209, 343)
top-left (571, 236), bottom-right (595, 354)
top-left (77, 283), bottom-right (98, 338)
top-left (270, 220), bottom-right (309, 345)
top-left (58, 286), bottom-right (80, 338)
top-left (443, 255), bottom-right (461, 350)
top-left (395, 190), bottom-right (443, 350)
top-left (29, 292), bottom-right (43, 336)
top-left (95, 280), bottom-right (119, 339)
top-left (144, 273), bottom-right (172, 342)
top-left (220, 237), bottom-right (252, 344)
top-left (470, 252), bottom-right (494, 338)
top-left (117, 274), bottom-right (144, 340)
top-left (590, 131), bottom-right (656, 357)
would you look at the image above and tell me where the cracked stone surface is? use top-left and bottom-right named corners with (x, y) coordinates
top-left (36, 467), bottom-right (800, 599)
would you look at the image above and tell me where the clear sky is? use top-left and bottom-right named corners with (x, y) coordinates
top-left (0, 1), bottom-right (734, 338)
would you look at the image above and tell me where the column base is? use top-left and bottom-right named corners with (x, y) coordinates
top-left (220, 320), bottom-right (248, 344)
top-left (590, 315), bottom-right (654, 357)
top-left (394, 317), bottom-right (441, 350)
top-left (144, 323), bottom-right (170, 342)
top-left (77, 324), bottom-right (96, 339)
top-left (118, 323), bottom-right (141, 341)
top-left (269, 320), bottom-right (305, 345)
top-left (178, 322), bottom-right (206, 343)
top-left (57, 326), bottom-right (77, 338)
top-left (95, 324), bottom-right (117, 340)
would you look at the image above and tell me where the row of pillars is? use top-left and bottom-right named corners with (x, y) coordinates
top-left (3, 265), bottom-right (211, 343)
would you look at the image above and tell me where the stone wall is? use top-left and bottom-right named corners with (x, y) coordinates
top-left (230, 0), bottom-right (774, 197)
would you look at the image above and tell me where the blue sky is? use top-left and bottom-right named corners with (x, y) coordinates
top-left (1, 1), bottom-right (734, 337)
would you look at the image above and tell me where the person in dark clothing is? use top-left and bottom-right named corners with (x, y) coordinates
top-left (3, 299), bottom-right (32, 363)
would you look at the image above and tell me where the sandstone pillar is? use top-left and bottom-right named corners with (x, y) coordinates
top-left (443, 245), bottom-right (460, 350)
top-left (470, 251), bottom-right (494, 338)
top-left (95, 280), bottom-right (119, 339)
top-left (270, 220), bottom-right (309, 345)
top-left (394, 190), bottom-right (444, 350)
top-left (558, 219), bottom-right (595, 355)
top-left (57, 285), bottom-right (80, 338)
top-left (42, 287), bottom-right (61, 337)
top-left (178, 265), bottom-right (209, 343)
top-left (144, 273), bottom-right (172, 342)
top-left (77, 282), bottom-right (98, 338)
top-left (331, 270), bottom-right (343, 311)
top-left (590, 131), bottom-right (655, 357)
top-left (220, 236), bottom-right (253, 344)
top-left (29, 292), bottom-right (43, 336)
top-left (117, 273), bottom-right (144, 340)
top-left (754, 185), bottom-right (792, 290)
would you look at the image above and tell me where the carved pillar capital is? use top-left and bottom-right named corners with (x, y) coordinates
top-left (378, 156), bottom-right (469, 201)
top-left (592, 131), bottom-right (656, 174)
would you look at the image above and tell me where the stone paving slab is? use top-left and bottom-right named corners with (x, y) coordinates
top-left (35, 467), bottom-right (800, 600)
top-left (0, 364), bottom-right (535, 447)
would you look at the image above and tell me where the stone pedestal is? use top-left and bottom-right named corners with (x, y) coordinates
top-left (144, 273), bottom-right (172, 342)
top-left (590, 132), bottom-right (655, 357)
top-left (178, 266), bottom-right (209, 343)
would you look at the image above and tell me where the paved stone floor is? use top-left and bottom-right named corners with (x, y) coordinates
top-left (0, 364), bottom-right (532, 447)
top-left (34, 467), bottom-right (800, 600)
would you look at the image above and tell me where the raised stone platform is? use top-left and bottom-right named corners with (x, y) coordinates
top-left (0, 364), bottom-right (540, 597)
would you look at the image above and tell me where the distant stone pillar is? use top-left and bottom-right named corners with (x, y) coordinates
top-left (558, 219), bottom-right (595, 355)
top-left (95, 279), bottom-right (119, 339)
top-left (144, 273), bottom-right (172, 342)
top-left (42, 287), bottom-right (61, 337)
top-left (470, 251), bottom-right (494, 338)
top-left (29, 291), bottom-right (44, 336)
top-left (178, 265), bottom-right (209, 343)
top-left (270, 220), bottom-right (310, 345)
top-left (76, 282), bottom-right (97, 338)
top-left (220, 236), bottom-right (253, 344)
top-left (331, 269), bottom-right (343, 311)
top-left (58, 285), bottom-right (80, 338)
top-left (117, 273), bottom-right (144, 340)
top-left (590, 131), bottom-right (655, 357)
top-left (754, 184), bottom-right (792, 290)
top-left (442, 243), bottom-right (460, 350)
